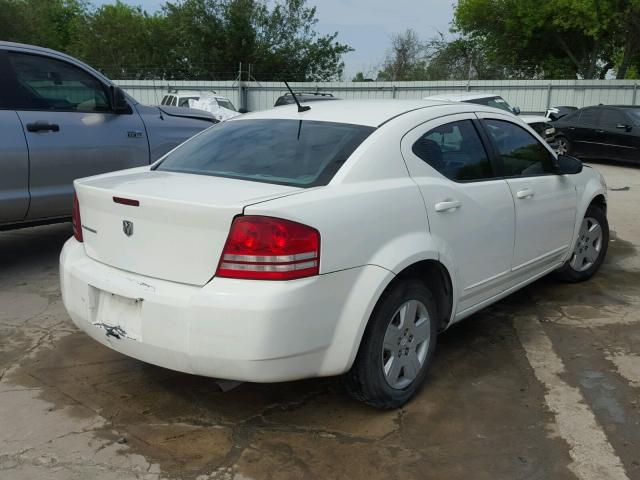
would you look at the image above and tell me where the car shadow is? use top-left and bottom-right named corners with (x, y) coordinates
top-left (0, 223), bottom-right (72, 273)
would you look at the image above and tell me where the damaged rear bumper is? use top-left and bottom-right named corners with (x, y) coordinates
top-left (59, 238), bottom-right (389, 382)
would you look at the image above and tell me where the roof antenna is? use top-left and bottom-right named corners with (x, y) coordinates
top-left (284, 81), bottom-right (310, 113)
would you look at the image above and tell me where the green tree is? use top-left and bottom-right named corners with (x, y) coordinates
top-left (70, 1), bottom-right (170, 79)
top-left (454, 0), bottom-right (640, 79)
top-left (377, 29), bottom-right (427, 81)
top-left (0, 0), bottom-right (87, 52)
top-left (0, 0), bottom-right (352, 81)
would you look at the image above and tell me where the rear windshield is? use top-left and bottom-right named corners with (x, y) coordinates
top-left (154, 119), bottom-right (375, 187)
top-left (467, 96), bottom-right (513, 113)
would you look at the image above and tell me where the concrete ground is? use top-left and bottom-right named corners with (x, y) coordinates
top-left (1, 162), bottom-right (639, 480)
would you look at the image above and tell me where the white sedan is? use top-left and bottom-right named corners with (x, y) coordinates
top-left (60, 100), bottom-right (609, 408)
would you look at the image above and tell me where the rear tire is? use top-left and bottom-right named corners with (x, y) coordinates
top-left (554, 204), bottom-right (608, 282)
top-left (345, 279), bottom-right (438, 409)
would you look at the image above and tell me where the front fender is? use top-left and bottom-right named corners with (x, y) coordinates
top-left (564, 166), bottom-right (607, 262)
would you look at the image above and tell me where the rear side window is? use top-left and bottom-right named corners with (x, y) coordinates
top-left (483, 119), bottom-right (555, 176)
top-left (412, 120), bottom-right (494, 182)
top-left (579, 108), bottom-right (600, 125)
top-left (599, 109), bottom-right (627, 127)
top-left (155, 119), bottom-right (375, 187)
top-left (9, 52), bottom-right (110, 112)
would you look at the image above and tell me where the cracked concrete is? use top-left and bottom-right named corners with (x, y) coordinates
top-left (1, 162), bottom-right (640, 479)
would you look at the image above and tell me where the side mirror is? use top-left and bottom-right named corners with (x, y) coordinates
top-left (512, 106), bottom-right (521, 115)
top-left (616, 124), bottom-right (632, 132)
top-left (556, 154), bottom-right (582, 175)
top-left (238, 108), bottom-right (248, 114)
top-left (109, 85), bottom-right (131, 114)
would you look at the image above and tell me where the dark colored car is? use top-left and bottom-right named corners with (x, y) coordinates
top-left (554, 105), bottom-right (640, 162)
top-left (274, 92), bottom-right (339, 107)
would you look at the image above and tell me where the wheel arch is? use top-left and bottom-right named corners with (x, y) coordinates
top-left (394, 259), bottom-right (454, 332)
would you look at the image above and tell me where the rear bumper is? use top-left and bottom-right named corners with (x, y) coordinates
top-left (60, 238), bottom-right (391, 382)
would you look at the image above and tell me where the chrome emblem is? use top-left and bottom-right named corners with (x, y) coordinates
top-left (122, 220), bottom-right (134, 237)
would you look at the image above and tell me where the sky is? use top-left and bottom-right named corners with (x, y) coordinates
top-left (92, 0), bottom-right (456, 78)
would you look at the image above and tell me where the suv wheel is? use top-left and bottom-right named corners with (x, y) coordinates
top-left (346, 279), bottom-right (438, 409)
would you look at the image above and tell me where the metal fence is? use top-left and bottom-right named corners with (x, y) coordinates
top-left (114, 79), bottom-right (640, 114)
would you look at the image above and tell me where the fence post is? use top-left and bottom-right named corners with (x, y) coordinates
top-left (545, 83), bottom-right (552, 112)
top-left (633, 83), bottom-right (638, 106)
top-left (392, 85), bottom-right (396, 99)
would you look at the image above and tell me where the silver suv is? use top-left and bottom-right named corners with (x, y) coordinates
top-left (0, 42), bottom-right (216, 230)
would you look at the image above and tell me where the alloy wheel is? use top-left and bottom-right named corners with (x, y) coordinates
top-left (557, 138), bottom-right (568, 155)
top-left (570, 216), bottom-right (603, 272)
top-left (381, 299), bottom-right (431, 389)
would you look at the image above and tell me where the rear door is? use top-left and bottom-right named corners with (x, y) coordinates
top-left (7, 50), bottom-right (149, 220)
top-left (572, 108), bottom-right (602, 158)
top-left (0, 52), bottom-right (29, 224)
top-left (401, 113), bottom-right (516, 314)
top-left (478, 114), bottom-right (576, 281)
top-left (598, 108), bottom-right (638, 161)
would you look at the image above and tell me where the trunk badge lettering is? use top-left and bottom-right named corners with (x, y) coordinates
top-left (122, 220), bottom-right (134, 237)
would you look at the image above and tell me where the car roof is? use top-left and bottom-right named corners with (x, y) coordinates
top-left (235, 99), bottom-right (492, 127)
top-left (423, 92), bottom-right (502, 102)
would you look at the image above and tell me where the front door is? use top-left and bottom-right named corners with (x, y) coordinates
top-left (401, 113), bottom-right (515, 313)
top-left (7, 51), bottom-right (149, 220)
top-left (0, 52), bottom-right (29, 225)
top-left (478, 114), bottom-right (577, 280)
top-left (598, 108), bottom-right (639, 162)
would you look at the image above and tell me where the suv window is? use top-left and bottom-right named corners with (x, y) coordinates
top-left (155, 119), bottom-right (375, 187)
top-left (412, 120), bottom-right (494, 181)
top-left (579, 108), bottom-right (600, 125)
top-left (599, 109), bottom-right (627, 128)
top-left (483, 119), bottom-right (555, 176)
top-left (216, 98), bottom-right (236, 111)
top-left (9, 52), bottom-right (110, 112)
top-left (178, 96), bottom-right (198, 107)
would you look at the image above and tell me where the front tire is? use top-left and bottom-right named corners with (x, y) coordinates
top-left (345, 279), bottom-right (438, 409)
top-left (554, 204), bottom-right (609, 282)
top-left (556, 136), bottom-right (571, 156)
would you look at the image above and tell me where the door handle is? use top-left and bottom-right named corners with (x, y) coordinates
top-left (516, 188), bottom-right (535, 199)
top-left (568, 127), bottom-right (575, 130)
top-left (26, 121), bottom-right (60, 132)
top-left (595, 129), bottom-right (604, 134)
top-left (435, 200), bottom-right (462, 212)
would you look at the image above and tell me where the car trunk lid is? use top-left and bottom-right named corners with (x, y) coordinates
top-left (76, 170), bottom-right (301, 285)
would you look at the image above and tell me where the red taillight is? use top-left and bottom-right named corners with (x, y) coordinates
top-left (217, 216), bottom-right (320, 280)
top-left (72, 193), bottom-right (83, 242)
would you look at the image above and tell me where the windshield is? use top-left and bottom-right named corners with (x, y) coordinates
top-left (216, 99), bottom-right (236, 111)
top-left (467, 96), bottom-right (513, 113)
top-left (155, 119), bottom-right (375, 187)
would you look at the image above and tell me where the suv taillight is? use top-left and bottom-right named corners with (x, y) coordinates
top-left (72, 193), bottom-right (83, 242)
top-left (217, 216), bottom-right (320, 280)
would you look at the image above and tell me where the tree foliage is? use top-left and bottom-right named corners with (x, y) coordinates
top-left (454, 0), bottom-right (640, 79)
top-left (0, 0), bottom-right (352, 81)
